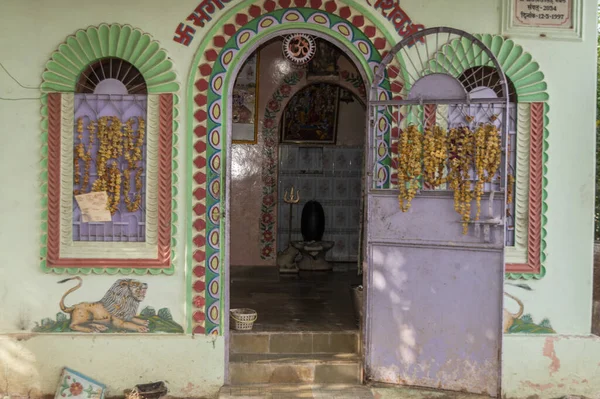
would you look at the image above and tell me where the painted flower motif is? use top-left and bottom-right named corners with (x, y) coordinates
top-left (265, 137), bottom-right (276, 148)
top-left (263, 230), bottom-right (273, 242)
top-left (263, 176), bottom-right (275, 186)
top-left (261, 213), bottom-right (273, 225)
top-left (340, 70), bottom-right (349, 79)
top-left (261, 245), bottom-right (273, 257)
top-left (193, 296), bottom-right (204, 308)
top-left (263, 118), bottom-right (275, 129)
top-left (280, 84), bottom-right (292, 96)
top-left (267, 100), bottom-right (280, 112)
top-left (262, 195), bottom-right (275, 206)
top-left (69, 382), bottom-right (84, 396)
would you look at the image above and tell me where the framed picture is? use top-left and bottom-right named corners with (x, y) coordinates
top-left (232, 53), bottom-right (259, 144)
top-left (281, 83), bottom-right (340, 144)
top-left (308, 39), bottom-right (339, 77)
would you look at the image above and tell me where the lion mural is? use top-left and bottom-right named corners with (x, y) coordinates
top-left (57, 277), bottom-right (149, 333)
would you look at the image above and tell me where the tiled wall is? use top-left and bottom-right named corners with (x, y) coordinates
top-left (277, 145), bottom-right (363, 262)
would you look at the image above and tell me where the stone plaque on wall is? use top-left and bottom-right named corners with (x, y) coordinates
top-left (502, 0), bottom-right (582, 40)
top-left (513, 0), bottom-right (572, 29)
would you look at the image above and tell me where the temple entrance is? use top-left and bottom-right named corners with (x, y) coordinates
top-left (227, 33), bottom-right (369, 386)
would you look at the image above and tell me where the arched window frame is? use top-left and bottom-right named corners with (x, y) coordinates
top-left (40, 24), bottom-right (180, 275)
top-left (416, 34), bottom-right (549, 278)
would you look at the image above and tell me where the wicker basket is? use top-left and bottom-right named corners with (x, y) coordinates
top-left (230, 308), bottom-right (257, 331)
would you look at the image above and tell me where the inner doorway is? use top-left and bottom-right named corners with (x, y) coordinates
top-left (229, 36), bottom-right (367, 332)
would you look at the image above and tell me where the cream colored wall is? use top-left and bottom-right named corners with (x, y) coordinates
top-left (0, 0), bottom-right (222, 397)
top-left (0, 0), bottom-right (598, 398)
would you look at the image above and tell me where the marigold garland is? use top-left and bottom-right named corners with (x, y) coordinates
top-left (74, 115), bottom-right (145, 216)
top-left (397, 125), bottom-right (422, 212)
top-left (448, 126), bottom-right (476, 234)
top-left (474, 123), bottom-right (502, 220)
top-left (423, 125), bottom-right (448, 188)
top-left (507, 174), bottom-right (515, 205)
top-left (397, 122), bottom-right (503, 235)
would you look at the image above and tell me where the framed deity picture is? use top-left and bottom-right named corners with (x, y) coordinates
top-left (232, 53), bottom-right (259, 144)
top-left (281, 83), bottom-right (340, 144)
top-left (307, 39), bottom-right (340, 78)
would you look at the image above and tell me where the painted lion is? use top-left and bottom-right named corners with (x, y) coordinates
top-left (58, 277), bottom-right (149, 333)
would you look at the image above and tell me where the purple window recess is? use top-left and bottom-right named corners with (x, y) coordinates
top-left (72, 94), bottom-right (147, 242)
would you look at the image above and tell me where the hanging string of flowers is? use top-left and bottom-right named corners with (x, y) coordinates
top-left (73, 115), bottom-right (145, 215)
top-left (397, 125), bottom-right (423, 212)
top-left (447, 126), bottom-right (476, 234)
top-left (422, 125), bottom-right (448, 188)
top-left (397, 120), bottom-right (503, 235)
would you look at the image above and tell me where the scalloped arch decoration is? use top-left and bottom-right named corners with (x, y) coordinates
top-left (39, 24), bottom-right (180, 276)
top-left (426, 34), bottom-right (548, 103)
top-left (41, 24), bottom-right (180, 93)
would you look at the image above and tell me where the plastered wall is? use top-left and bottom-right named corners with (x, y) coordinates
top-left (0, 0), bottom-right (598, 398)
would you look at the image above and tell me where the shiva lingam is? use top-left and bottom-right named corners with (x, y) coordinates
top-left (291, 200), bottom-right (334, 271)
top-left (277, 186), bottom-right (301, 274)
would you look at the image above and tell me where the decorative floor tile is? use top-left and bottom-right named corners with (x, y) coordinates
top-left (55, 368), bottom-right (105, 399)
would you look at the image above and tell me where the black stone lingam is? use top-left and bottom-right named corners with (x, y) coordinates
top-left (300, 200), bottom-right (325, 242)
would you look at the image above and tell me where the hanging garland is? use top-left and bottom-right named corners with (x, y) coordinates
top-left (422, 125), bottom-right (448, 187)
top-left (397, 125), bottom-right (422, 212)
top-left (397, 122), bottom-right (503, 235)
top-left (73, 115), bottom-right (146, 215)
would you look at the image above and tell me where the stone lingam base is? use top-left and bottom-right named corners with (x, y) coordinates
top-left (291, 240), bottom-right (335, 271)
top-left (277, 245), bottom-right (300, 274)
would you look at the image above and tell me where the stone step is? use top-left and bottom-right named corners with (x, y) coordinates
top-left (219, 384), bottom-right (374, 399)
top-left (229, 353), bottom-right (362, 385)
top-left (230, 330), bottom-right (359, 354)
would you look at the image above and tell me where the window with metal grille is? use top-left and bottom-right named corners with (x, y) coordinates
top-left (72, 58), bottom-right (148, 242)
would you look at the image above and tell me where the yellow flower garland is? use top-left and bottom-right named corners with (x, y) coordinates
top-left (397, 125), bottom-right (423, 212)
top-left (398, 122), bottom-right (503, 235)
top-left (74, 115), bottom-right (145, 215)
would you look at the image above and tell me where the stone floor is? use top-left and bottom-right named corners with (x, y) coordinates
top-left (219, 384), bottom-right (373, 398)
top-left (230, 265), bottom-right (361, 332)
top-left (218, 384), bottom-right (494, 399)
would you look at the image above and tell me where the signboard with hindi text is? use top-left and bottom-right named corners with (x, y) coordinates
top-left (502, 0), bottom-right (582, 40)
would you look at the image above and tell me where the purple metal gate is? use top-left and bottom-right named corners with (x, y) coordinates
top-left (364, 28), bottom-right (508, 397)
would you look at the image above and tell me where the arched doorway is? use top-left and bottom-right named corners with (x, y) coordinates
top-left (225, 31), bottom-right (371, 385)
top-left (186, 7), bottom-right (389, 388)
top-left (187, 8), bottom-right (392, 339)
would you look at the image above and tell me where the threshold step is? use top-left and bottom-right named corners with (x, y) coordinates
top-left (229, 353), bottom-right (361, 384)
top-left (231, 330), bottom-right (359, 354)
top-left (219, 384), bottom-right (373, 399)
top-left (230, 352), bottom-right (359, 363)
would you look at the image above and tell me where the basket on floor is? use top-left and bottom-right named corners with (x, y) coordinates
top-left (230, 308), bottom-right (258, 331)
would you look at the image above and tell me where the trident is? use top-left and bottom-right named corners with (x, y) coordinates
top-left (283, 186), bottom-right (300, 247)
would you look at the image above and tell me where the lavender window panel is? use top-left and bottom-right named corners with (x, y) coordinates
top-left (72, 94), bottom-right (147, 242)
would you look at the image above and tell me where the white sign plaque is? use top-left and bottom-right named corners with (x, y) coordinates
top-left (513, 0), bottom-right (572, 29)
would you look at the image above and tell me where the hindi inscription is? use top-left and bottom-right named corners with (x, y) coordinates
top-left (513, 0), bottom-right (572, 29)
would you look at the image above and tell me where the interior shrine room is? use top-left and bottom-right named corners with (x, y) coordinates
top-left (229, 37), bottom-right (366, 335)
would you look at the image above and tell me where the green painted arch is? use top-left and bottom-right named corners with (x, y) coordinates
top-left (41, 24), bottom-right (179, 93)
top-left (426, 34), bottom-right (548, 103)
